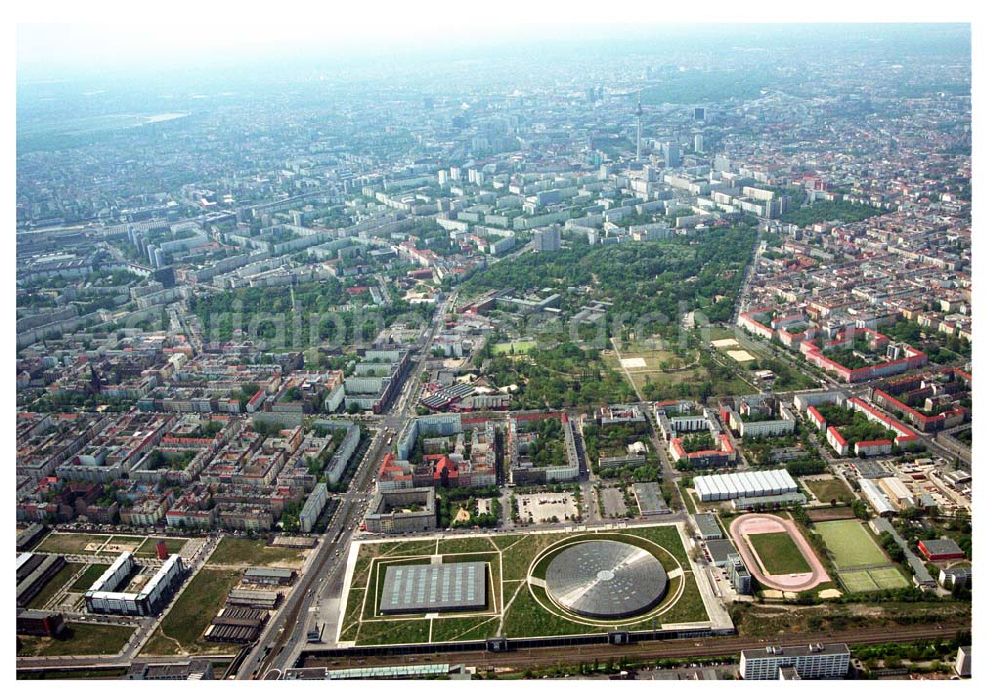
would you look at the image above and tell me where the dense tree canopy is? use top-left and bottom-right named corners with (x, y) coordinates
top-left (463, 227), bottom-right (757, 332)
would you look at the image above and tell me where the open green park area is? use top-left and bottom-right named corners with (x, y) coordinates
top-left (34, 532), bottom-right (110, 554)
top-left (806, 477), bottom-right (855, 504)
top-left (32, 531), bottom-right (198, 559)
top-left (136, 537), bottom-right (191, 556)
top-left (337, 525), bottom-right (710, 647)
top-left (207, 536), bottom-right (308, 568)
top-left (68, 563), bottom-right (107, 592)
top-left (780, 200), bottom-right (882, 227)
top-left (140, 567), bottom-right (243, 657)
top-left (467, 229), bottom-right (761, 403)
top-left (636, 350), bottom-right (758, 402)
top-left (747, 532), bottom-right (812, 575)
top-left (491, 339), bottom-right (537, 356)
top-left (17, 622), bottom-right (135, 658)
top-left (486, 342), bottom-right (636, 409)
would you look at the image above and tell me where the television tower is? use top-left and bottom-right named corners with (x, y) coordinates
top-left (635, 89), bottom-right (643, 162)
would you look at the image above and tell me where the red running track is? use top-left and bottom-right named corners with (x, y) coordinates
top-left (729, 512), bottom-right (830, 592)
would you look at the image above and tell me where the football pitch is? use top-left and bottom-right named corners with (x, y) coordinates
top-left (746, 532), bottom-right (812, 575)
top-left (814, 519), bottom-right (908, 592)
top-left (814, 519), bottom-right (887, 568)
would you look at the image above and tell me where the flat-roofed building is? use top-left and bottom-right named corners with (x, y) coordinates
top-left (364, 487), bottom-right (437, 534)
top-left (918, 538), bottom-right (965, 562)
top-left (726, 553), bottom-right (753, 594)
top-left (226, 588), bottom-right (281, 609)
top-left (127, 659), bottom-right (215, 680)
top-left (242, 567), bottom-right (295, 586)
top-left (299, 483), bottom-right (328, 534)
top-left (16, 609), bottom-right (66, 637)
top-left (694, 513), bottom-right (724, 540)
top-left (694, 469), bottom-right (797, 502)
top-left (706, 539), bottom-right (738, 564)
top-left (85, 552), bottom-right (185, 616)
top-left (740, 643), bottom-right (851, 680)
top-left (955, 646), bottom-right (971, 677)
top-left (632, 482), bottom-right (670, 516)
top-left (939, 566), bottom-right (971, 590)
top-left (379, 561), bottom-right (487, 615)
top-left (16, 523), bottom-right (46, 551)
top-left (734, 492), bottom-right (808, 511)
top-left (16, 554), bottom-right (65, 607)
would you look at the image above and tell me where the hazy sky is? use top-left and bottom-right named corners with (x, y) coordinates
top-left (16, 1), bottom-right (971, 81)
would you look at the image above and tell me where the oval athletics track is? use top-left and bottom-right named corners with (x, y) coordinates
top-left (728, 513), bottom-right (830, 592)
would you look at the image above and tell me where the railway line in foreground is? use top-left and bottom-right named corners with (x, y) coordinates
top-left (298, 622), bottom-right (969, 674)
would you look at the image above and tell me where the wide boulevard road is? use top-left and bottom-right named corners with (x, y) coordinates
top-left (236, 294), bottom-right (455, 679)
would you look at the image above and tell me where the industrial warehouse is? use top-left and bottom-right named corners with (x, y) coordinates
top-left (84, 551), bottom-right (186, 616)
top-left (204, 606), bottom-right (270, 644)
top-left (693, 469), bottom-right (799, 503)
top-left (16, 553), bottom-right (65, 608)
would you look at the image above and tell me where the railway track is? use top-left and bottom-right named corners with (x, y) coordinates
top-left (300, 622), bottom-right (968, 673)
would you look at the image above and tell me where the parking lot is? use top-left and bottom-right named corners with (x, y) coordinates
top-left (517, 491), bottom-right (579, 523)
top-left (599, 487), bottom-right (627, 518)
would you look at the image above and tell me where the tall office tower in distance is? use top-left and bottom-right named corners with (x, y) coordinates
top-left (635, 90), bottom-right (643, 162)
top-left (665, 141), bottom-right (681, 167)
top-left (694, 133), bottom-right (704, 153)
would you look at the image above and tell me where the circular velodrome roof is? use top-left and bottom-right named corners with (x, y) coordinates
top-left (544, 540), bottom-right (668, 619)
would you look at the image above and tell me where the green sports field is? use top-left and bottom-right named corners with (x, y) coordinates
top-left (814, 519), bottom-right (908, 592)
top-left (746, 532), bottom-right (811, 575)
top-left (870, 567), bottom-right (909, 587)
top-left (814, 519), bottom-right (887, 568)
top-left (838, 566), bottom-right (909, 592)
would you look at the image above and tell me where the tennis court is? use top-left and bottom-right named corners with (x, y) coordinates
top-left (814, 519), bottom-right (908, 592)
top-left (870, 567), bottom-right (909, 589)
top-left (839, 570), bottom-right (879, 593)
top-left (838, 566), bottom-right (908, 592)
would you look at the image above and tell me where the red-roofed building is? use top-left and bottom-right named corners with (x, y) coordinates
top-left (806, 405), bottom-right (826, 431)
top-left (799, 328), bottom-right (927, 383)
top-left (826, 426), bottom-right (849, 456)
top-left (917, 539), bottom-right (965, 562)
top-left (872, 388), bottom-right (967, 432)
top-left (855, 439), bottom-right (893, 457)
top-left (668, 433), bottom-right (737, 468)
